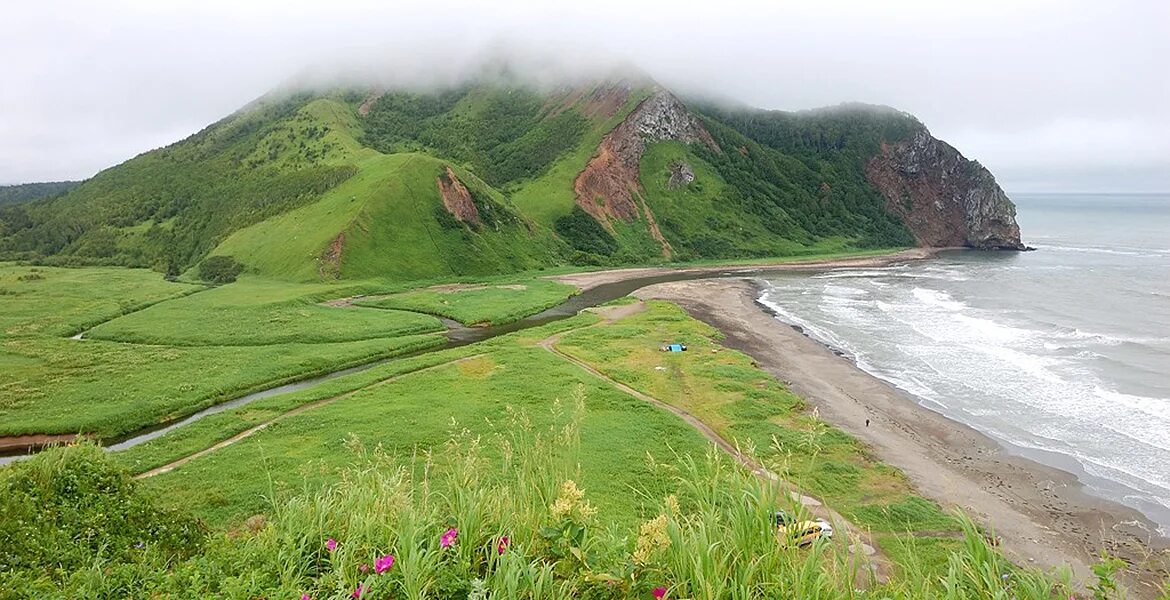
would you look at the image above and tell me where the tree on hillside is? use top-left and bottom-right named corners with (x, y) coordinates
top-left (198, 255), bottom-right (244, 283)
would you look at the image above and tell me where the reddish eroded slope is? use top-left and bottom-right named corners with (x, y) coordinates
top-left (436, 167), bottom-right (481, 226)
top-left (318, 232), bottom-right (345, 279)
top-left (573, 90), bottom-right (720, 257)
top-left (865, 130), bottom-right (1024, 249)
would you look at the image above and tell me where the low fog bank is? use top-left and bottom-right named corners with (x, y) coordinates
top-left (2, 0), bottom-right (1166, 191)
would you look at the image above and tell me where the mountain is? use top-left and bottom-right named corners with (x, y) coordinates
top-left (0, 75), bottom-right (1024, 281)
top-left (0, 181), bottom-right (81, 206)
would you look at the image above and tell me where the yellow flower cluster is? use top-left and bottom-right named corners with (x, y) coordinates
top-left (549, 480), bottom-right (597, 521)
top-left (633, 514), bottom-right (671, 566)
top-left (664, 495), bottom-right (680, 516)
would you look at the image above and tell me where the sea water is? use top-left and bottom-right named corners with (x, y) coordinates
top-left (757, 193), bottom-right (1170, 535)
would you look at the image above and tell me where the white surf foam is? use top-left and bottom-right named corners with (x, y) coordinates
top-left (755, 267), bottom-right (1170, 533)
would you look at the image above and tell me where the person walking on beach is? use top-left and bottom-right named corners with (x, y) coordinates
top-left (865, 418), bottom-right (870, 427)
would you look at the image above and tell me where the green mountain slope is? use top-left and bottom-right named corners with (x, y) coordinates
top-left (0, 74), bottom-right (1022, 282)
top-left (0, 181), bottom-right (80, 206)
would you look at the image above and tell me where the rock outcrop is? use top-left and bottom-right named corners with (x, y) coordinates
top-left (667, 161), bottom-right (695, 189)
top-left (574, 90), bottom-right (719, 257)
top-left (436, 167), bottom-right (480, 226)
top-left (865, 129), bottom-right (1025, 250)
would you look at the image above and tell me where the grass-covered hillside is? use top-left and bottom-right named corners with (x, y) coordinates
top-left (0, 76), bottom-right (924, 282)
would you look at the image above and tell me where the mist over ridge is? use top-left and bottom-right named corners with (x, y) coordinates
top-left (3, 0), bottom-right (1166, 190)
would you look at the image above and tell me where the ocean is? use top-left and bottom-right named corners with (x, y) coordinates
top-left (757, 193), bottom-right (1170, 535)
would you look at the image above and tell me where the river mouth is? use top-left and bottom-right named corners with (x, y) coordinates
top-left (0, 267), bottom-right (763, 464)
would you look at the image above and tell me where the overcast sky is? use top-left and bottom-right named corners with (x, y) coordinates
top-left (2, 0), bottom-right (1167, 192)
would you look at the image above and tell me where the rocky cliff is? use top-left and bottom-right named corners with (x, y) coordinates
top-left (865, 128), bottom-right (1025, 250)
top-left (573, 89), bottom-right (720, 257)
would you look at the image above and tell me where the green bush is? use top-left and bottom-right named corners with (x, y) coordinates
top-left (554, 206), bottom-right (617, 257)
top-left (198, 255), bottom-right (244, 283)
top-left (0, 444), bottom-right (205, 590)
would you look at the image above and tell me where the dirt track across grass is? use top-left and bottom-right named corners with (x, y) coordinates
top-left (540, 302), bottom-right (891, 584)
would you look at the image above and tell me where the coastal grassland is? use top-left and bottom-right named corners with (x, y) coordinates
top-left (2, 288), bottom-right (1095, 597)
top-left (86, 277), bottom-right (443, 345)
top-left (0, 334), bottom-right (442, 439)
top-left (353, 279), bottom-right (579, 325)
top-left (552, 301), bottom-right (961, 537)
top-left (0, 263), bottom-right (202, 337)
top-left (119, 299), bottom-right (962, 540)
top-left (2, 408), bottom-right (1075, 599)
top-left (0, 265), bottom-right (462, 440)
top-left (113, 313), bottom-right (602, 475)
top-left (137, 343), bottom-right (715, 527)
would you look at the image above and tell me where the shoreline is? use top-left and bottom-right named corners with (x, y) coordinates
top-left (553, 247), bottom-right (942, 291)
top-left (634, 276), bottom-right (1169, 597)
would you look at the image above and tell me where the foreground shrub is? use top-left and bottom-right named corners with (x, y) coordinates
top-left (0, 444), bottom-right (205, 595)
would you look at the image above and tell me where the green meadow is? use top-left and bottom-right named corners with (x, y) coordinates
top-left (354, 279), bottom-right (579, 326)
top-left (0, 263), bottom-right (1136, 598)
top-left (0, 334), bottom-right (440, 438)
top-left (554, 302), bottom-right (959, 535)
top-left (0, 265), bottom-right (446, 439)
top-left (86, 277), bottom-right (443, 346)
top-left (0, 264), bottom-right (202, 337)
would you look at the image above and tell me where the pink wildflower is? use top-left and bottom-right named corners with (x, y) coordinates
top-left (351, 584), bottom-right (365, 599)
top-left (326, 538), bottom-right (337, 552)
top-left (497, 535), bottom-right (510, 555)
top-left (440, 527), bottom-right (459, 548)
top-left (653, 587), bottom-right (667, 599)
top-left (375, 554), bottom-right (395, 574)
top-left (301, 595), bottom-right (310, 600)
top-left (359, 564), bottom-right (369, 573)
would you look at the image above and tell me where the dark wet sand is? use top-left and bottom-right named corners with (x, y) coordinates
top-left (636, 278), bottom-right (1169, 598)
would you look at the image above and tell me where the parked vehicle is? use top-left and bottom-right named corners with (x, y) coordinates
top-left (774, 511), bottom-right (834, 547)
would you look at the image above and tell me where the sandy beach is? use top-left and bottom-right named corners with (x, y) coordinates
top-left (553, 248), bottom-right (942, 290)
top-left (558, 250), bottom-right (1170, 596)
top-left (622, 276), bottom-right (1169, 597)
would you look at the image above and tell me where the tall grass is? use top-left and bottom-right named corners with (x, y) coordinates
top-left (1, 394), bottom-right (1132, 598)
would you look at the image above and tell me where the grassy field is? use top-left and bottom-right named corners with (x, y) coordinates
top-left (0, 263), bottom-right (202, 337)
top-left (137, 342), bottom-right (714, 527)
top-left (0, 263), bottom-right (1125, 597)
top-left (554, 302), bottom-right (960, 535)
top-left (113, 313), bottom-right (602, 476)
top-left (0, 266), bottom-right (457, 439)
top-left (125, 299), bottom-right (964, 562)
top-left (86, 277), bottom-right (443, 345)
top-left (74, 294), bottom-right (1092, 597)
top-left (0, 334), bottom-right (441, 438)
top-left (3, 423), bottom-right (1069, 599)
top-left (354, 279), bottom-right (579, 325)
